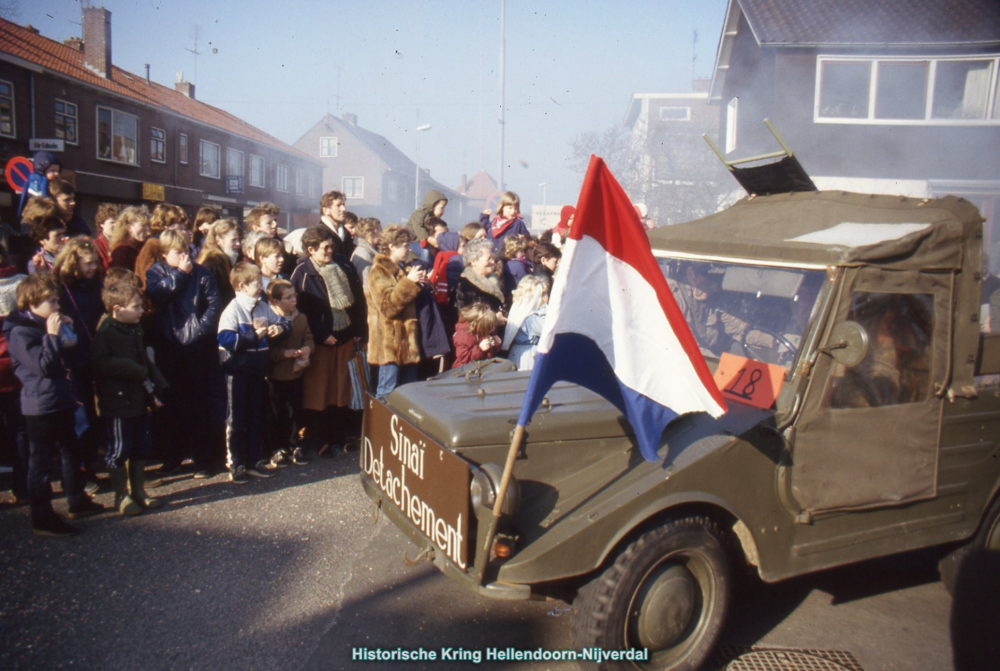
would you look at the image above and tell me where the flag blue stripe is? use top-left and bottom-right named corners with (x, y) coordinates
top-left (518, 332), bottom-right (678, 462)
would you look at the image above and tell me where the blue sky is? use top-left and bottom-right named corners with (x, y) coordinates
top-left (14, 0), bottom-right (728, 210)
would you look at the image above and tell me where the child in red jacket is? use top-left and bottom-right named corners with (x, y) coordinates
top-left (452, 302), bottom-right (500, 369)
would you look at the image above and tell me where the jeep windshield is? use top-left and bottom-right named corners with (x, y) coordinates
top-left (657, 256), bottom-right (827, 371)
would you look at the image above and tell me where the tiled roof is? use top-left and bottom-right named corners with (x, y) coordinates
top-left (0, 18), bottom-right (317, 163)
top-left (739, 0), bottom-right (1000, 46)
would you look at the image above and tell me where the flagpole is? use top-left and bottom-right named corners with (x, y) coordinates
top-left (475, 423), bottom-right (525, 581)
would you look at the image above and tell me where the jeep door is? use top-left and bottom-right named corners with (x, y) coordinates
top-left (789, 267), bottom-right (948, 518)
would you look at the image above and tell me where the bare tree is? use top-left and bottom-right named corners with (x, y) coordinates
top-left (570, 119), bottom-right (733, 226)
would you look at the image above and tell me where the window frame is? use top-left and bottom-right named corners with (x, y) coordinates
top-left (249, 154), bottom-right (266, 188)
top-left (226, 147), bottom-right (245, 178)
top-left (726, 97), bottom-right (738, 154)
top-left (308, 172), bottom-right (317, 198)
top-left (320, 136), bottom-right (338, 157)
top-left (96, 105), bottom-right (140, 166)
top-left (199, 139), bottom-right (222, 179)
top-left (179, 133), bottom-right (189, 165)
top-left (54, 99), bottom-right (78, 146)
top-left (0, 79), bottom-right (14, 139)
top-left (659, 106), bottom-right (692, 122)
top-left (150, 126), bottom-right (167, 164)
top-left (815, 54), bottom-right (1000, 125)
top-left (342, 176), bottom-right (364, 199)
top-left (295, 169), bottom-right (305, 195)
top-left (276, 164), bottom-right (289, 192)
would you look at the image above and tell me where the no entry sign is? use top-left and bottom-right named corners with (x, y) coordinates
top-left (5, 156), bottom-right (33, 194)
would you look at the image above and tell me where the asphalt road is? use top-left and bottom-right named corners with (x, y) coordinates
top-left (0, 454), bottom-right (965, 670)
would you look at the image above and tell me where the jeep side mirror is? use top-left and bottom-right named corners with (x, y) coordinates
top-left (822, 321), bottom-right (869, 368)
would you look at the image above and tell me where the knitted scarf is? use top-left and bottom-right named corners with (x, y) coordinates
top-left (460, 266), bottom-right (505, 304)
top-left (316, 260), bottom-right (354, 332)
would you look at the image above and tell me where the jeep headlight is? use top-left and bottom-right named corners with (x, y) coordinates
top-left (470, 462), bottom-right (521, 519)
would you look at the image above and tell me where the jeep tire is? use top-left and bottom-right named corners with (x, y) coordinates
top-left (939, 493), bottom-right (1000, 595)
top-left (572, 516), bottom-right (731, 670)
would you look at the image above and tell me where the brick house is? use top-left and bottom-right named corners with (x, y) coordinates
top-left (708, 0), bottom-right (1000, 258)
top-left (293, 113), bottom-right (468, 226)
top-left (0, 9), bottom-right (322, 232)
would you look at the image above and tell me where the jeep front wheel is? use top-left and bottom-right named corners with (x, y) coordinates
top-left (572, 516), bottom-right (731, 670)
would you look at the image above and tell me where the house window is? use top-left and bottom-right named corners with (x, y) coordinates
top-left (295, 170), bottom-right (305, 195)
top-left (0, 80), bottom-right (13, 138)
top-left (726, 97), bottom-right (738, 154)
top-left (386, 177), bottom-right (403, 203)
top-left (250, 155), bottom-right (265, 187)
top-left (150, 127), bottom-right (166, 163)
top-left (97, 106), bottom-right (139, 165)
top-left (308, 173), bottom-right (316, 197)
top-left (277, 164), bottom-right (288, 192)
top-left (227, 148), bottom-right (244, 177)
top-left (179, 134), bottom-right (189, 164)
top-left (54, 100), bottom-right (78, 144)
top-left (817, 55), bottom-right (1000, 124)
top-left (200, 140), bottom-right (221, 178)
top-left (659, 106), bottom-right (691, 121)
top-left (320, 136), bottom-right (338, 157)
top-left (342, 176), bottom-right (364, 199)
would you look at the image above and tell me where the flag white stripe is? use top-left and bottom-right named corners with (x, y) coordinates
top-left (540, 235), bottom-right (724, 418)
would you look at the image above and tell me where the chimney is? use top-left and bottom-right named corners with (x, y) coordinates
top-left (342, 112), bottom-right (358, 126)
top-left (63, 37), bottom-right (84, 52)
top-left (175, 72), bottom-right (195, 99)
top-left (82, 6), bottom-right (112, 79)
top-left (145, 63), bottom-right (151, 86)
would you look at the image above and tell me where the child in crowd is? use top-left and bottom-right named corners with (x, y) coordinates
top-left (17, 152), bottom-right (60, 218)
top-left (503, 274), bottom-right (550, 371)
top-left (192, 206), bottom-right (221, 253)
top-left (218, 262), bottom-right (289, 483)
top-left (452, 302), bottom-right (500, 369)
top-left (500, 235), bottom-right (532, 300)
top-left (93, 203), bottom-right (120, 270)
top-left (108, 207), bottom-right (152, 273)
top-left (48, 180), bottom-right (89, 236)
top-left (0, 246), bottom-right (28, 505)
top-left (92, 282), bottom-right (168, 515)
top-left (350, 217), bottom-right (382, 285)
top-left (3, 273), bottom-right (104, 536)
top-left (255, 237), bottom-right (287, 291)
top-left (266, 280), bottom-right (313, 467)
top-left (481, 191), bottom-right (529, 251)
top-left (532, 241), bottom-right (561, 283)
top-left (52, 238), bottom-right (105, 490)
top-left (27, 215), bottom-right (66, 274)
top-left (145, 229), bottom-right (223, 477)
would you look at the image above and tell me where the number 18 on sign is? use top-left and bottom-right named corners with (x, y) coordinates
top-left (712, 353), bottom-right (785, 409)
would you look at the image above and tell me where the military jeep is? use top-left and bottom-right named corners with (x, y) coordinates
top-left (359, 191), bottom-right (1000, 670)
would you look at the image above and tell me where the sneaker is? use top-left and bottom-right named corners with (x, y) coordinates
top-left (33, 516), bottom-right (79, 538)
top-left (246, 461), bottom-right (276, 479)
top-left (193, 469), bottom-right (213, 480)
top-left (270, 450), bottom-right (290, 468)
top-left (67, 499), bottom-right (106, 520)
top-left (229, 466), bottom-right (248, 484)
top-left (291, 447), bottom-right (309, 466)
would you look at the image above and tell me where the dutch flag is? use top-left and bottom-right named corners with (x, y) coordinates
top-left (517, 155), bottom-right (728, 461)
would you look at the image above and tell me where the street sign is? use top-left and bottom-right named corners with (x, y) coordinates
top-left (4, 156), bottom-right (34, 194)
top-left (225, 176), bottom-right (244, 194)
top-left (29, 138), bottom-right (65, 152)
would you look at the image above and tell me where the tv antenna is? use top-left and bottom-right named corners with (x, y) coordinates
top-left (186, 25), bottom-right (201, 84)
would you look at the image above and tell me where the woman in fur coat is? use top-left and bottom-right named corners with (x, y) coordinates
top-left (365, 225), bottom-right (424, 400)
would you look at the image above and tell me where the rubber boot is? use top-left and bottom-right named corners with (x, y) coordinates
top-left (127, 459), bottom-right (162, 509)
top-left (109, 467), bottom-right (142, 516)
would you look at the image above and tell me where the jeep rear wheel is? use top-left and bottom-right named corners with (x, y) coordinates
top-left (572, 516), bottom-right (731, 671)
top-left (940, 494), bottom-right (1000, 595)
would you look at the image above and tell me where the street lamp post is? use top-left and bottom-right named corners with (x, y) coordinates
top-left (414, 124), bottom-right (432, 210)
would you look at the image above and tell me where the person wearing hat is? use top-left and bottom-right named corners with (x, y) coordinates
top-left (18, 152), bottom-right (62, 219)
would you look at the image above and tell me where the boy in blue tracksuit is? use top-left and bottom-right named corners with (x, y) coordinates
top-left (218, 262), bottom-right (289, 483)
